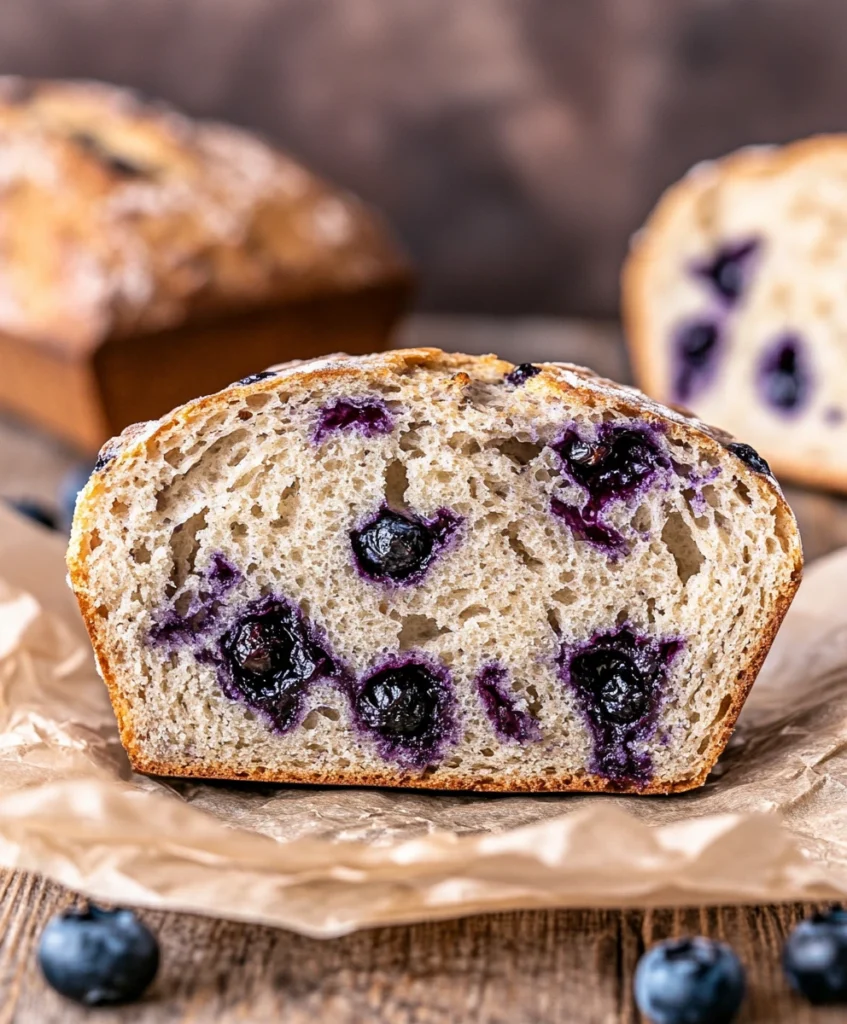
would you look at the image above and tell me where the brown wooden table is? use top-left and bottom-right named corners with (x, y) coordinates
top-left (1, 317), bottom-right (845, 1023)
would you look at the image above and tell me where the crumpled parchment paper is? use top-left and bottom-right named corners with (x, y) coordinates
top-left (0, 504), bottom-right (845, 937)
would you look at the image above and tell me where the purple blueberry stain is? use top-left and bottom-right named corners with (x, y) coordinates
top-left (505, 363), bottom-right (541, 387)
top-left (549, 498), bottom-right (628, 558)
top-left (350, 653), bottom-right (457, 769)
top-left (313, 396), bottom-right (395, 444)
top-left (691, 238), bottom-right (761, 305)
top-left (551, 423), bottom-right (669, 509)
top-left (475, 664), bottom-right (541, 744)
top-left (149, 552), bottom-right (243, 646)
top-left (549, 422), bottom-right (670, 557)
top-left (757, 335), bottom-right (811, 415)
top-left (557, 626), bottom-right (684, 786)
top-left (672, 319), bottom-right (722, 403)
top-left (217, 595), bottom-right (338, 733)
top-left (351, 505), bottom-right (462, 586)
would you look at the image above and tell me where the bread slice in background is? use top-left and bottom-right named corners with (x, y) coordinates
top-left (67, 349), bottom-right (802, 794)
top-left (623, 136), bottom-right (847, 493)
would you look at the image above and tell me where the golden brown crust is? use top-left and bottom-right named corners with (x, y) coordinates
top-left (67, 348), bottom-right (804, 795)
top-left (0, 76), bottom-right (411, 354)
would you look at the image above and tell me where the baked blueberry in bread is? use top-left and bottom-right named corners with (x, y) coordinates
top-left (622, 136), bottom-right (847, 492)
top-left (67, 349), bottom-right (802, 793)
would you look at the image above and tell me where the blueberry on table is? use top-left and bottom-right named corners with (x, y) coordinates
top-left (634, 937), bottom-right (745, 1024)
top-left (38, 904), bottom-right (159, 1006)
top-left (5, 498), bottom-right (58, 530)
top-left (783, 906), bottom-right (847, 1005)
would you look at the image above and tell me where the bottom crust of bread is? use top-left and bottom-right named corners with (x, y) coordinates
top-left (128, 752), bottom-right (710, 795)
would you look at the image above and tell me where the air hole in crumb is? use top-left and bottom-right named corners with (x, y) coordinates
top-left (271, 479), bottom-right (300, 527)
top-left (504, 526), bottom-right (542, 569)
top-left (661, 511), bottom-right (705, 585)
top-left (131, 542), bottom-right (152, 564)
top-left (384, 459), bottom-right (409, 508)
top-left (231, 522), bottom-right (248, 538)
top-left (111, 499), bottom-right (129, 517)
top-left (237, 410), bottom-right (253, 421)
top-left (250, 504), bottom-right (263, 518)
top-left (167, 507), bottom-right (208, 596)
top-left (735, 481), bottom-right (752, 506)
top-left (547, 608), bottom-right (562, 635)
top-left (487, 437), bottom-right (544, 466)
top-left (459, 604), bottom-right (488, 623)
top-left (96, 603), bottom-right (109, 618)
top-left (773, 503), bottom-right (794, 554)
top-left (448, 432), bottom-right (482, 454)
top-left (697, 736), bottom-right (710, 754)
top-left (551, 587), bottom-right (577, 606)
top-left (318, 706), bottom-right (340, 721)
top-left (301, 710), bottom-right (320, 730)
top-left (398, 614), bottom-right (449, 649)
top-left (713, 693), bottom-right (733, 724)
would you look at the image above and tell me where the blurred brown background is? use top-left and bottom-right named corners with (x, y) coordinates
top-left (3, 0), bottom-right (847, 316)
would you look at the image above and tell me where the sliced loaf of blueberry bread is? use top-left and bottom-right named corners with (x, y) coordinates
top-left (623, 136), bottom-right (847, 492)
top-left (66, 349), bottom-right (802, 794)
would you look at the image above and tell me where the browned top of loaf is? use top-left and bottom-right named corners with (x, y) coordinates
top-left (0, 77), bottom-right (411, 354)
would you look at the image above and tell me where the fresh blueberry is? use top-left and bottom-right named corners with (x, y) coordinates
top-left (313, 397), bottom-right (395, 443)
top-left (221, 600), bottom-right (331, 730)
top-left (673, 321), bottom-right (721, 402)
top-left (758, 335), bottom-right (810, 414)
top-left (351, 507), bottom-right (460, 584)
top-left (726, 442), bottom-right (772, 477)
top-left (5, 498), bottom-right (58, 530)
top-left (634, 937), bottom-right (746, 1024)
top-left (506, 363), bottom-right (541, 386)
top-left (37, 904), bottom-right (159, 1006)
top-left (693, 239), bottom-right (760, 304)
top-left (569, 647), bottom-right (649, 725)
top-left (553, 424), bottom-right (667, 509)
top-left (783, 906), bottom-right (847, 1005)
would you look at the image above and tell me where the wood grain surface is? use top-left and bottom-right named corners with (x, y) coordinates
top-left (1, 872), bottom-right (843, 1024)
top-left (2, 317), bottom-right (847, 1021)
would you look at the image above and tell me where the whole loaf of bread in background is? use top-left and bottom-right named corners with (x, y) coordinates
top-left (622, 137), bottom-right (847, 493)
top-left (0, 77), bottom-right (412, 451)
